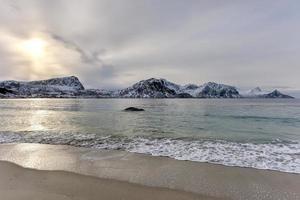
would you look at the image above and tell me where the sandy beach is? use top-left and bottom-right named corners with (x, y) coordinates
top-left (0, 161), bottom-right (214, 200)
top-left (0, 143), bottom-right (299, 200)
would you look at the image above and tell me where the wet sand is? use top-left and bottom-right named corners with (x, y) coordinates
top-left (0, 143), bottom-right (299, 200)
top-left (0, 161), bottom-right (216, 200)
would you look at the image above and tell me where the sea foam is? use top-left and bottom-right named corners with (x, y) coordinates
top-left (0, 131), bottom-right (299, 174)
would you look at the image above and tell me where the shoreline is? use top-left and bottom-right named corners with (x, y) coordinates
top-left (1, 142), bottom-right (298, 175)
top-left (0, 134), bottom-right (299, 174)
top-left (0, 143), bottom-right (299, 199)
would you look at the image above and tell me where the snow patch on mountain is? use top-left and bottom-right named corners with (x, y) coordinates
top-left (0, 76), bottom-right (295, 98)
top-left (179, 84), bottom-right (202, 97)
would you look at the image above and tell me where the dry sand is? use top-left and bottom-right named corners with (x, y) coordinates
top-left (0, 143), bottom-right (299, 200)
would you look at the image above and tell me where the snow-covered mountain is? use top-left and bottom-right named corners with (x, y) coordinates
top-left (196, 82), bottom-right (240, 98)
top-left (259, 90), bottom-right (294, 98)
top-left (178, 84), bottom-right (202, 97)
top-left (0, 76), bottom-right (84, 98)
top-left (118, 78), bottom-right (180, 98)
top-left (118, 78), bottom-right (240, 98)
top-left (248, 87), bottom-right (263, 96)
top-left (241, 87), bottom-right (265, 97)
top-left (28, 76), bottom-right (84, 90)
top-left (0, 76), bottom-right (295, 98)
top-left (239, 87), bottom-right (294, 98)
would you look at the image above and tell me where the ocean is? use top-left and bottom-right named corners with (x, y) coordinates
top-left (0, 98), bottom-right (299, 173)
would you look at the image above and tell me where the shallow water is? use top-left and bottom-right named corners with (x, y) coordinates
top-left (1, 98), bottom-right (300, 173)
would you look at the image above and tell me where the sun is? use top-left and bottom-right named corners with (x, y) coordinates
top-left (20, 38), bottom-right (46, 58)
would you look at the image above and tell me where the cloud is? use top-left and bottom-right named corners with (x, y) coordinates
top-left (47, 32), bottom-right (102, 64)
top-left (46, 32), bottom-right (117, 88)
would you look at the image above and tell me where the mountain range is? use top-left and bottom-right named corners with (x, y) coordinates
top-left (0, 76), bottom-right (294, 98)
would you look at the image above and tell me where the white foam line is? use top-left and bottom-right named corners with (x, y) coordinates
top-left (1, 132), bottom-right (300, 174)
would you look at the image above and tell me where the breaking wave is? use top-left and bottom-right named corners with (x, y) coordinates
top-left (0, 131), bottom-right (299, 174)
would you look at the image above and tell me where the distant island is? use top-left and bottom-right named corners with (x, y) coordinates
top-left (0, 76), bottom-right (294, 99)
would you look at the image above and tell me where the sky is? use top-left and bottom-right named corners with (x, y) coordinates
top-left (0, 0), bottom-right (299, 93)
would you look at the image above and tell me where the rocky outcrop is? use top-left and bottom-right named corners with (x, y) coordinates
top-left (124, 107), bottom-right (145, 111)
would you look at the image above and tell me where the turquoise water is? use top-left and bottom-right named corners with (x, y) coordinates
top-left (0, 99), bottom-right (300, 173)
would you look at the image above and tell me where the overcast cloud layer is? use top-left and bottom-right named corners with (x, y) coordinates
top-left (0, 0), bottom-right (299, 92)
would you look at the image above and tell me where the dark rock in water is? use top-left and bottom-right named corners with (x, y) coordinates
top-left (175, 93), bottom-right (194, 98)
top-left (124, 107), bottom-right (145, 111)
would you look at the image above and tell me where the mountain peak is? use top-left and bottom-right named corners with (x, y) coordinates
top-left (198, 82), bottom-right (240, 98)
top-left (245, 87), bottom-right (263, 96)
top-left (119, 78), bottom-right (180, 98)
top-left (250, 87), bottom-right (262, 93)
